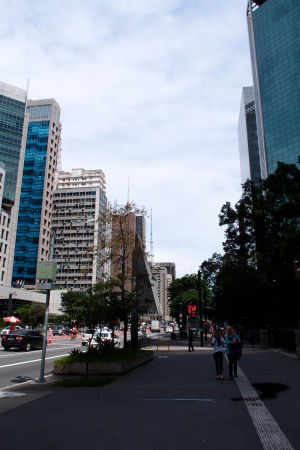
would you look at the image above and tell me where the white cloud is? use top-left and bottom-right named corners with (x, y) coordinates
top-left (102, 0), bottom-right (183, 16)
top-left (0, 0), bottom-right (252, 276)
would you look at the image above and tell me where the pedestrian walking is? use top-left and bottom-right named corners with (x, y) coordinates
top-left (249, 330), bottom-right (255, 347)
top-left (211, 330), bottom-right (225, 380)
top-left (225, 326), bottom-right (241, 380)
top-left (188, 327), bottom-right (194, 352)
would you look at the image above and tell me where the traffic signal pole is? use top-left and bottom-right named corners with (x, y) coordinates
top-left (198, 268), bottom-right (204, 347)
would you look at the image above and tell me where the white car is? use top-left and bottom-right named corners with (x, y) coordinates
top-left (82, 329), bottom-right (120, 348)
top-left (1, 326), bottom-right (22, 336)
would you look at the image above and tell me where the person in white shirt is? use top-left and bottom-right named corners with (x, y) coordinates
top-left (211, 329), bottom-right (225, 380)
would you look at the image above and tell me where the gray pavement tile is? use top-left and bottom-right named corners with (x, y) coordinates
top-left (0, 350), bottom-right (264, 450)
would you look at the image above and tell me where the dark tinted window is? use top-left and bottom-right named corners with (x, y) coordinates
top-left (10, 330), bottom-right (27, 336)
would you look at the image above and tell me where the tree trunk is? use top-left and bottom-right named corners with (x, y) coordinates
top-left (123, 317), bottom-right (128, 348)
top-left (130, 308), bottom-right (139, 349)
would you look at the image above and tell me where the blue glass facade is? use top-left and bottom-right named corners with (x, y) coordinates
top-left (248, 0), bottom-right (300, 177)
top-left (238, 86), bottom-right (261, 183)
top-left (0, 94), bottom-right (26, 203)
top-left (12, 120), bottom-right (49, 286)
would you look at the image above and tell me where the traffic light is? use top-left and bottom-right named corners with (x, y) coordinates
top-left (188, 303), bottom-right (197, 318)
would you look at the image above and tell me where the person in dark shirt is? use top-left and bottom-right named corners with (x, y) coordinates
top-left (188, 327), bottom-right (194, 352)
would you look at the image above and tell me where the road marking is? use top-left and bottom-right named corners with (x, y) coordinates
top-left (142, 398), bottom-right (215, 402)
top-left (0, 353), bottom-right (70, 369)
top-left (0, 391), bottom-right (26, 398)
top-left (235, 364), bottom-right (294, 450)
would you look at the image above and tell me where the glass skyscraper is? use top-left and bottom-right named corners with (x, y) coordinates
top-left (247, 0), bottom-right (300, 178)
top-left (0, 82), bottom-right (27, 205)
top-left (12, 99), bottom-right (61, 287)
top-left (0, 82), bottom-right (28, 286)
top-left (238, 86), bottom-right (261, 184)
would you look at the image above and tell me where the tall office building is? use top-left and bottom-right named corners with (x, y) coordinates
top-left (155, 262), bottom-right (176, 282)
top-left (238, 86), bottom-right (261, 184)
top-left (12, 99), bottom-right (61, 287)
top-left (151, 264), bottom-right (170, 321)
top-left (0, 82), bottom-right (28, 286)
top-left (136, 215), bottom-right (146, 247)
top-left (52, 168), bottom-right (108, 291)
top-left (0, 163), bottom-right (10, 284)
top-left (247, 0), bottom-right (300, 178)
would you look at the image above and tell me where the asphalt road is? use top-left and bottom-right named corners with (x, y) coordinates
top-left (0, 338), bottom-right (81, 389)
top-left (0, 331), bottom-right (162, 390)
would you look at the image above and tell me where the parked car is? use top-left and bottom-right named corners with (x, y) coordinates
top-left (82, 329), bottom-right (98, 346)
top-left (1, 325), bottom-right (22, 336)
top-left (52, 326), bottom-right (69, 336)
top-left (82, 329), bottom-right (120, 348)
top-left (1, 329), bottom-right (44, 351)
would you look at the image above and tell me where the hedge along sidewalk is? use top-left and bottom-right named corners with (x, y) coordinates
top-left (54, 349), bottom-right (154, 375)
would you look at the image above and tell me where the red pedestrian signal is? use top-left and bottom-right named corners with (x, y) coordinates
top-left (188, 304), bottom-right (197, 318)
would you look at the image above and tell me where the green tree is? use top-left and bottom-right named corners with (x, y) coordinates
top-left (60, 280), bottom-right (118, 345)
top-left (97, 202), bottom-right (148, 348)
top-left (14, 303), bottom-right (46, 328)
top-left (168, 274), bottom-right (199, 328)
top-left (207, 160), bottom-right (300, 328)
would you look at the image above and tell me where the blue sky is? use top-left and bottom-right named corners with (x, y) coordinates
top-left (0, 0), bottom-right (253, 277)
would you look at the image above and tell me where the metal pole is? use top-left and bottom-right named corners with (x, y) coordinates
top-left (38, 230), bottom-right (55, 383)
top-left (198, 268), bottom-right (203, 347)
top-left (7, 293), bottom-right (13, 316)
top-left (38, 288), bottom-right (50, 383)
top-left (204, 285), bottom-right (208, 342)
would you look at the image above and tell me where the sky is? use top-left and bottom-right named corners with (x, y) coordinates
top-left (0, 0), bottom-right (253, 277)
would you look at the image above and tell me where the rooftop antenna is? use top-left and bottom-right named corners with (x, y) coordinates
top-left (25, 78), bottom-right (30, 107)
top-left (127, 176), bottom-right (130, 204)
top-left (150, 208), bottom-right (154, 265)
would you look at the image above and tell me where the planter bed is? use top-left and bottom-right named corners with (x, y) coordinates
top-left (54, 349), bottom-right (153, 375)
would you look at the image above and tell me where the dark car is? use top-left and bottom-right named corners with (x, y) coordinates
top-left (1, 329), bottom-right (44, 351)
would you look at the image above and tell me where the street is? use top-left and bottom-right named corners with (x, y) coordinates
top-left (0, 337), bottom-right (81, 389)
top-left (0, 331), bottom-right (163, 390)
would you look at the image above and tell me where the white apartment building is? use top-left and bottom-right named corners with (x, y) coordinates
top-left (52, 169), bottom-right (108, 291)
top-left (151, 264), bottom-right (170, 321)
top-left (0, 164), bottom-right (10, 284)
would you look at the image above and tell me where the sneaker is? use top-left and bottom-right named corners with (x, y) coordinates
top-left (216, 375), bottom-right (220, 380)
top-left (219, 375), bottom-right (224, 380)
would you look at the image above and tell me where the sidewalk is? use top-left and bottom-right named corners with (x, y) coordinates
top-left (0, 347), bottom-right (299, 450)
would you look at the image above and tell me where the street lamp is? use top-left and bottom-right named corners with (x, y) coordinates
top-left (197, 267), bottom-right (204, 347)
top-left (294, 259), bottom-right (300, 328)
top-left (203, 284), bottom-right (208, 342)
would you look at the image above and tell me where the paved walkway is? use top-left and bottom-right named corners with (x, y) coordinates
top-left (0, 346), bottom-right (299, 450)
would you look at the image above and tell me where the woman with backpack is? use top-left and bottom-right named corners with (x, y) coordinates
top-left (211, 329), bottom-right (225, 380)
top-left (225, 326), bottom-right (241, 380)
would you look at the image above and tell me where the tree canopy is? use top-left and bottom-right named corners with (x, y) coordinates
top-left (202, 160), bottom-right (300, 329)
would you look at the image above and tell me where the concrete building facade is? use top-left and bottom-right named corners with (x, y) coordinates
top-left (0, 163), bottom-right (10, 284)
top-left (155, 262), bottom-right (176, 282)
top-left (151, 264), bottom-right (170, 321)
top-left (52, 169), bottom-right (108, 291)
